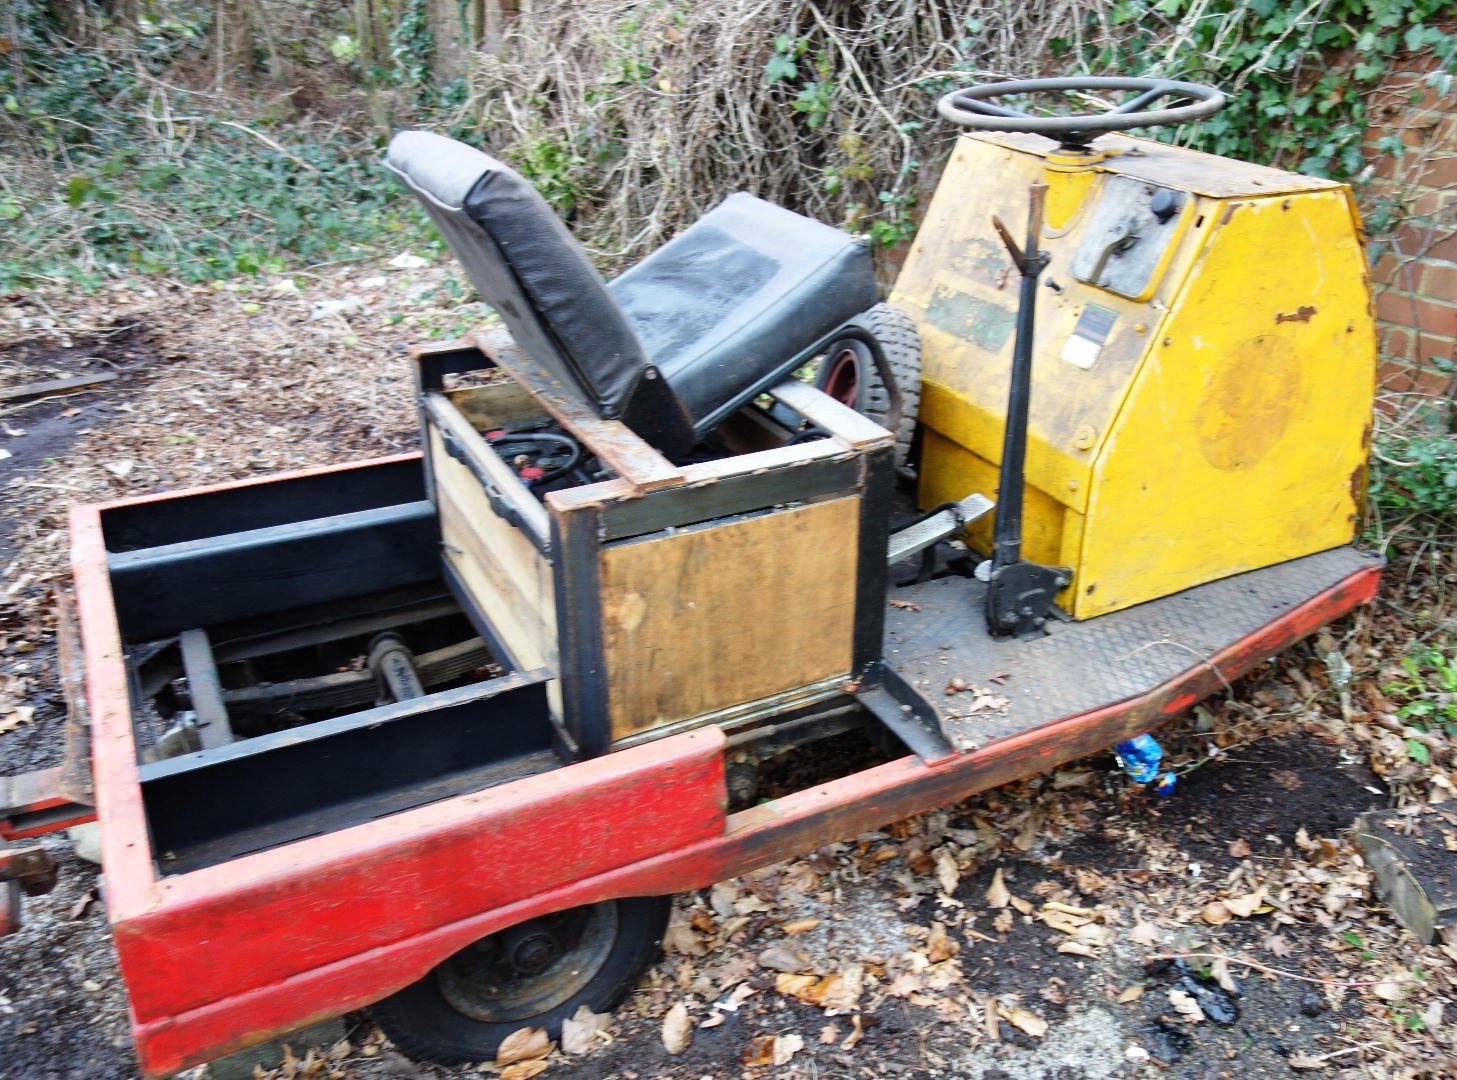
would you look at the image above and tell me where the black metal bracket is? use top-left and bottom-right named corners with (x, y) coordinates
top-left (852, 661), bottom-right (956, 765)
top-left (986, 560), bottom-right (1072, 637)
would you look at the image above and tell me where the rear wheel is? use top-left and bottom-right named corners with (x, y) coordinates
top-left (369, 896), bottom-right (672, 1066)
top-left (814, 303), bottom-right (922, 470)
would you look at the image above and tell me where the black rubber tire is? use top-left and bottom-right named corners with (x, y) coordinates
top-left (814, 302), bottom-right (922, 470)
top-left (369, 895), bottom-right (672, 1066)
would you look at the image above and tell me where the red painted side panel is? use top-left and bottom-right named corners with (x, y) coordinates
top-left (116, 730), bottom-right (726, 1022)
top-left (126, 563), bottom-right (1379, 1077)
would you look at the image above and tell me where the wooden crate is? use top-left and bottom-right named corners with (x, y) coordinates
top-left (415, 331), bottom-right (896, 756)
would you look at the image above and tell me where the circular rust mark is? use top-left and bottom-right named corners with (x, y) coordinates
top-left (1196, 335), bottom-right (1300, 472)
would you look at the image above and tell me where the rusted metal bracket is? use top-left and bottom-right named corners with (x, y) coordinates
top-left (1, 843), bottom-right (59, 936)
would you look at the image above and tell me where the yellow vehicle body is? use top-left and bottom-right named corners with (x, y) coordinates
top-left (890, 131), bottom-right (1376, 619)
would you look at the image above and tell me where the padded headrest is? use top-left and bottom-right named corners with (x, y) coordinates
top-left (385, 131), bottom-right (654, 422)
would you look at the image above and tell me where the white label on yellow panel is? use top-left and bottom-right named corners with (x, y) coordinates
top-left (1060, 303), bottom-right (1118, 370)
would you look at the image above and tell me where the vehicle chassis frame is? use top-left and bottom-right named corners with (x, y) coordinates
top-left (66, 455), bottom-right (1380, 1075)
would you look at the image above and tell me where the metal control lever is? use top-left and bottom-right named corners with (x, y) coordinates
top-left (985, 182), bottom-right (1071, 637)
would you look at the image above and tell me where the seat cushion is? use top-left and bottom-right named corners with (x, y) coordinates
top-left (386, 131), bottom-right (656, 423)
top-left (610, 193), bottom-right (879, 430)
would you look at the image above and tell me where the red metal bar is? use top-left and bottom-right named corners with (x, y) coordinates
top-left (70, 456), bottom-right (1382, 1076)
top-left (0, 766), bottom-right (96, 841)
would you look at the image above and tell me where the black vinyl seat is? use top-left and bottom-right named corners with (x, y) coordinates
top-left (387, 130), bottom-right (879, 455)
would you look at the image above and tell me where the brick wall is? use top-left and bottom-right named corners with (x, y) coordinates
top-left (1362, 53), bottom-right (1457, 396)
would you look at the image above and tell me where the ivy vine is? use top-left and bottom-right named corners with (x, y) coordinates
top-left (1064, 0), bottom-right (1457, 180)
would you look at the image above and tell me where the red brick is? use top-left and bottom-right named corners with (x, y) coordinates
top-left (1407, 187), bottom-right (1456, 218)
top-left (1380, 326), bottom-right (1414, 361)
top-left (1376, 288), bottom-right (1418, 328)
top-left (1422, 261), bottom-right (1457, 302)
top-left (1409, 364), bottom-right (1453, 396)
top-left (1414, 154), bottom-right (1457, 191)
top-left (1416, 331), bottom-right (1457, 366)
top-left (1372, 252), bottom-right (1419, 289)
top-left (1393, 223), bottom-right (1457, 264)
top-left (1378, 362), bottom-right (1411, 393)
top-left (1412, 296), bottom-right (1457, 338)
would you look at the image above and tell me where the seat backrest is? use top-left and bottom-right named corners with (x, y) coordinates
top-left (386, 131), bottom-right (693, 451)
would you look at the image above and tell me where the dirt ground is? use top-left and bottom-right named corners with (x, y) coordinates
top-left (1, 269), bottom-right (1453, 1080)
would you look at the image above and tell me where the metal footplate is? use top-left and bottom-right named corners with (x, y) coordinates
top-left (887, 493), bottom-right (995, 565)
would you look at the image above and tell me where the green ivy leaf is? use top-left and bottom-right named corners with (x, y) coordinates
top-left (764, 53), bottom-right (797, 85)
top-left (65, 176), bottom-right (91, 207)
top-left (1406, 738), bottom-right (1430, 766)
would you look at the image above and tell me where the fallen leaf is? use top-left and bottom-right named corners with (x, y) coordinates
top-left (698, 1012), bottom-right (725, 1029)
top-left (1272, 769), bottom-right (1302, 791)
top-left (743, 1035), bottom-right (775, 1066)
top-left (1201, 901), bottom-right (1232, 925)
top-left (758, 943), bottom-right (812, 973)
top-left (926, 921), bottom-right (958, 963)
top-left (1209, 958), bottom-right (1238, 995)
top-left (885, 971), bottom-right (924, 997)
top-left (935, 847), bottom-right (960, 895)
top-left (498, 1055), bottom-right (547, 1072)
top-left (663, 916), bottom-right (708, 956)
top-left (1000, 1005), bottom-right (1048, 1038)
top-left (1222, 890), bottom-right (1265, 918)
top-left (1167, 988), bottom-right (1205, 1023)
top-left (993, 909), bottom-right (1014, 934)
top-left (889, 598), bottom-right (921, 611)
top-left (1372, 979), bottom-right (1405, 1003)
top-left (1009, 895), bottom-right (1035, 916)
top-left (661, 1002), bottom-right (692, 1055)
top-left (500, 1062), bottom-right (548, 1080)
top-left (819, 1023), bottom-right (840, 1045)
top-left (103, 459), bottom-right (134, 479)
top-left (1227, 838), bottom-right (1252, 859)
top-left (560, 1005), bottom-right (610, 1055)
top-left (1057, 940), bottom-right (1096, 956)
top-left (0, 707), bottom-right (35, 734)
top-left (773, 1033), bottom-right (805, 1065)
top-left (775, 972), bottom-right (820, 1002)
top-left (842, 1014), bottom-right (865, 1049)
top-left (781, 917), bottom-right (819, 935)
top-left (716, 982), bottom-right (757, 1012)
top-left (1287, 1051), bottom-right (1326, 1070)
top-left (1128, 922), bottom-right (1162, 946)
top-left (1116, 985), bottom-right (1145, 1003)
top-left (496, 1027), bottom-right (553, 1066)
top-left (68, 889), bottom-right (97, 920)
top-left (1039, 908), bottom-right (1089, 935)
top-left (1263, 933), bottom-right (1294, 958)
top-left (986, 868), bottom-right (1010, 908)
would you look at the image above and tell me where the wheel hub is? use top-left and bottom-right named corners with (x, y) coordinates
top-left (434, 902), bottom-right (620, 1024)
top-left (504, 929), bottom-right (558, 974)
top-left (822, 348), bottom-right (861, 407)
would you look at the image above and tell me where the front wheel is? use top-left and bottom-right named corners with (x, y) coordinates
top-left (369, 896), bottom-right (672, 1066)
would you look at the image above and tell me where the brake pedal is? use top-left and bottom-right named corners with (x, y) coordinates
top-left (887, 493), bottom-right (994, 565)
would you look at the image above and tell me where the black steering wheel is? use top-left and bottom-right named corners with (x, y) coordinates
top-left (937, 76), bottom-right (1225, 147)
